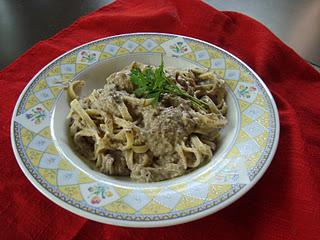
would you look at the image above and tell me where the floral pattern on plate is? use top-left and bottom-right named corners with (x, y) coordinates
top-left (161, 37), bottom-right (192, 56)
top-left (235, 82), bottom-right (258, 102)
top-left (80, 183), bottom-right (119, 207)
top-left (11, 34), bottom-right (278, 226)
top-left (76, 50), bottom-right (101, 64)
top-left (15, 104), bottom-right (50, 133)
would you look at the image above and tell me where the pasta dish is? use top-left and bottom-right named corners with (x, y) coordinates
top-left (67, 61), bottom-right (227, 182)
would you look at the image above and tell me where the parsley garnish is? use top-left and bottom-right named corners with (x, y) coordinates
top-left (130, 58), bottom-right (209, 111)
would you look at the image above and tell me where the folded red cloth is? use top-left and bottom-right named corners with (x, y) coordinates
top-left (1, 0), bottom-right (319, 239)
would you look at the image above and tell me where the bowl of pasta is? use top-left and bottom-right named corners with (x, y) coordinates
top-left (11, 33), bottom-right (279, 227)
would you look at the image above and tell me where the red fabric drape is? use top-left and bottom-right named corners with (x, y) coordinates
top-left (0, 0), bottom-right (319, 239)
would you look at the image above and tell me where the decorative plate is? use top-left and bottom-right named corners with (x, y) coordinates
top-left (11, 33), bottom-right (279, 227)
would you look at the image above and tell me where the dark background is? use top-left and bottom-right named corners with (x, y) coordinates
top-left (1, 0), bottom-right (319, 70)
top-left (0, 0), bottom-right (112, 69)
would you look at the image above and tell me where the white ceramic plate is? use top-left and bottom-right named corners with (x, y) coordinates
top-left (11, 33), bottom-right (279, 227)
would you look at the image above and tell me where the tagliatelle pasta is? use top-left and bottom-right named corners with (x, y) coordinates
top-left (67, 62), bottom-right (227, 182)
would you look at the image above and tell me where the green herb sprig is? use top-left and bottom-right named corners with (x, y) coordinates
top-left (130, 58), bottom-right (209, 111)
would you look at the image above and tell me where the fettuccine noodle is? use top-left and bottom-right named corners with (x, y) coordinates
top-left (68, 62), bottom-right (227, 182)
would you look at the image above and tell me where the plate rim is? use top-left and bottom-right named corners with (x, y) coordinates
top-left (10, 32), bottom-right (280, 227)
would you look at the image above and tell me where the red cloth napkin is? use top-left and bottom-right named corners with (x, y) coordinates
top-left (1, 0), bottom-right (319, 239)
